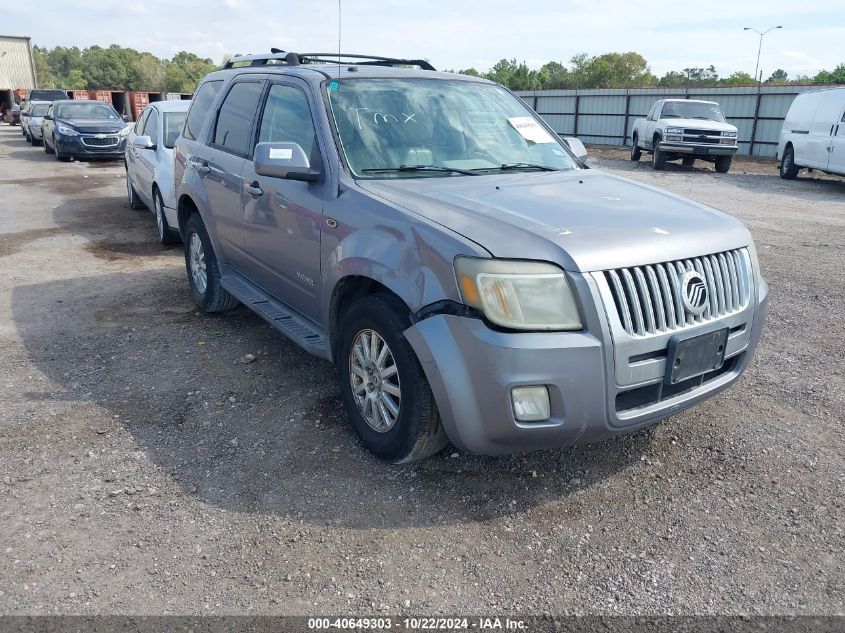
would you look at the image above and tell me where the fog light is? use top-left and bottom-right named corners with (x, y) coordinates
top-left (665, 135), bottom-right (682, 141)
top-left (511, 386), bottom-right (551, 422)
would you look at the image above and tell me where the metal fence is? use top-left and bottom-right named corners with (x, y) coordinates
top-left (517, 84), bottom-right (845, 158)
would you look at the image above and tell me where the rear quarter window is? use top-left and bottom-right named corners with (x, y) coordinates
top-left (183, 80), bottom-right (223, 141)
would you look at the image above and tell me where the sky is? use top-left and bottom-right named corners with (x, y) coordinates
top-left (4, 0), bottom-right (845, 79)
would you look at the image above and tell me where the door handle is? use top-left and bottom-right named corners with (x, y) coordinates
top-left (190, 158), bottom-right (210, 174)
top-left (245, 181), bottom-right (263, 197)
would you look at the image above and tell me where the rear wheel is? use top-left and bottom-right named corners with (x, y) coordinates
top-left (780, 145), bottom-right (799, 179)
top-left (714, 155), bottom-right (733, 173)
top-left (183, 213), bottom-right (239, 313)
top-left (651, 136), bottom-right (666, 170)
top-left (338, 294), bottom-right (448, 463)
top-left (153, 188), bottom-right (180, 245)
top-left (126, 172), bottom-right (146, 209)
top-left (630, 136), bottom-right (641, 161)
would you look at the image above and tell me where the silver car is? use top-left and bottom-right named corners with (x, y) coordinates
top-left (125, 100), bottom-right (191, 244)
top-left (22, 100), bottom-right (51, 145)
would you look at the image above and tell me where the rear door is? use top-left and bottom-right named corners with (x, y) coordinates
top-left (827, 102), bottom-right (845, 175)
top-left (126, 108), bottom-right (150, 201)
top-left (199, 77), bottom-right (266, 270)
top-left (241, 78), bottom-right (327, 320)
top-left (134, 108), bottom-right (158, 203)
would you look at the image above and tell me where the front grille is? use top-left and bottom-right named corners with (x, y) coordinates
top-left (602, 248), bottom-right (751, 337)
top-left (681, 129), bottom-right (724, 144)
top-left (81, 135), bottom-right (119, 147)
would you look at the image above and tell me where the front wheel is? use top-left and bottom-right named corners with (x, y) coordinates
top-left (54, 137), bottom-right (70, 162)
top-left (630, 137), bottom-right (641, 161)
top-left (44, 136), bottom-right (54, 154)
top-left (651, 138), bottom-right (666, 170)
top-left (183, 213), bottom-right (239, 313)
top-left (714, 155), bottom-right (733, 173)
top-left (780, 146), bottom-right (799, 179)
top-left (338, 295), bottom-right (447, 463)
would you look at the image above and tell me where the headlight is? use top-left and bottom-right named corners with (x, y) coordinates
top-left (665, 127), bottom-right (684, 135)
top-left (721, 131), bottom-right (737, 138)
top-left (454, 257), bottom-right (582, 331)
top-left (56, 124), bottom-right (78, 136)
top-left (119, 125), bottom-right (132, 137)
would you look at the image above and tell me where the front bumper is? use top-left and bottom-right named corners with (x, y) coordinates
top-left (55, 134), bottom-right (127, 158)
top-left (658, 142), bottom-right (738, 156)
top-left (405, 275), bottom-right (768, 456)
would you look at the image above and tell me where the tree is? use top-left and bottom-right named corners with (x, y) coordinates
top-left (813, 63), bottom-right (845, 84)
top-left (32, 46), bottom-right (57, 88)
top-left (131, 53), bottom-right (166, 91)
top-left (766, 69), bottom-right (788, 84)
top-left (164, 51), bottom-right (216, 93)
top-left (722, 71), bottom-right (756, 86)
top-left (657, 70), bottom-right (688, 87)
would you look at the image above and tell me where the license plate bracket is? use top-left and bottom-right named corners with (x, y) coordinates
top-left (665, 328), bottom-right (729, 385)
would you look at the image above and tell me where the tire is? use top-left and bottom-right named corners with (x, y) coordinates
top-left (126, 172), bottom-right (146, 209)
top-left (153, 188), bottom-right (180, 245)
top-left (183, 213), bottom-right (239, 313)
top-left (780, 145), bottom-right (799, 180)
top-left (338, 294), bottom-right (448, 463)
top-left (651, 136), bottom-right (666, 170)
top-left (54, 137), bottom-right (70, 162)
top-left (30, 134), bottom-right (39, 146)
top-left (714, 155), bottom-right (732, 174)
top-left (682, 156), bottom-right (695, 167)
top-left (630, 136), bottom-right (641, 161)
top-left (44, 136), bottom-right (54, 154)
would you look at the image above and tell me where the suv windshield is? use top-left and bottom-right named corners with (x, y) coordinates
top-left (327, 78), bottom-right (578, 177)
top-left (31, 104), bottom-right (50, 117)
top-left (661, 101), bottom-right (726, 122)
top-left (55, 102), bottom-right (121, 120)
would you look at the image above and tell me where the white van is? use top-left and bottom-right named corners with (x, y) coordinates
top-left (778, 87), bottom-right (845, 179)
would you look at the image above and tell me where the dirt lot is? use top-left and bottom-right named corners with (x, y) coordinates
top-left (1, 127), bottom-right (843, 616)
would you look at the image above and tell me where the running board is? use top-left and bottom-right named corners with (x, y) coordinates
top-left (221, 268), bottom-right (329, 358)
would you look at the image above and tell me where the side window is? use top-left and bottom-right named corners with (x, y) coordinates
top-left (648, 103), bottom-right (659, 121)
top-left (257, 84), bottom-right (318, 161)
top-left (146, 109), bottom-right (159, 146)
top-left (213, 81), bottom-right (264, 156)
top-left (183, 79), bottom-right (223, 141)
top-left (134, 108), bottom-right (149, 134)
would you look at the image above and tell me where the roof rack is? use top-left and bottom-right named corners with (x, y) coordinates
top-left (221, 51), bottom-right (435, 71)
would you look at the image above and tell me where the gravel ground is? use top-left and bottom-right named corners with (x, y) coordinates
top-left (0, 128), bottom-right (843, 616)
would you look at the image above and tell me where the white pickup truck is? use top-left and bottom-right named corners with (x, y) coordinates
top-left (631, 99), bottom-right (739, 173)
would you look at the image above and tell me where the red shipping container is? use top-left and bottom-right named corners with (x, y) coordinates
top-left (13, 88), bottom-right (28, 103)
top-left (87, 90), bottom-right (112, 105)
top-left (127, 92), bottom-right (149, 121)
top-left (72, 90), bottom-right (89, 100)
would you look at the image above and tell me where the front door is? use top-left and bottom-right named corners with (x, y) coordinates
top-left (242, 79), bottom-right (326, 321)
top-left (827, 105), bottom-right (845, 175)
top-left (200, 78), bottom-right (265, 269)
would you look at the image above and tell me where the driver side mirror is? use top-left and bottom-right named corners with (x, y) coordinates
top-left (253, 142), bottom-right (320, 182)
top-left (43, 114), bottom-right (53, 121)
top-left (122, 114), bottom-right (130, 122)
top-left (562, 137), bottom-right (588, 163)
top-left (132, 135), bottom-right (155, 150)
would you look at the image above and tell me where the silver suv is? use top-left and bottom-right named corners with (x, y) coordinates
top-left (173, 52), bottom-right (768, 463)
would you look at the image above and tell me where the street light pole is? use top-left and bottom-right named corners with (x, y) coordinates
top-left (743, 25), bottom-right (783, 83)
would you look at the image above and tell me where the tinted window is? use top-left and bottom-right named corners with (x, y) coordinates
top-left (214, 81), bottom-right (264, 156)
top-left (258, 84), bottom-right (317, 160)
top-left (163, 112), bottom-right (188, 148)
top-left (183, 80), bottom-right (223, 141)
top-left (146, 109), bottom-right (159, 146)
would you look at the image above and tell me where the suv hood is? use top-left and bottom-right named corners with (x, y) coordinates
top-left (59, 118), bottom-right (126, 134)
top-left (661, 118), bottom-right (736, 132)
top-left (358, 169), bottom-right (751, 272)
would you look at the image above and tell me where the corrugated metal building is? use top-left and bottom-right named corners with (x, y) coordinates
top-left (0, 35), bottom-right (37, 89)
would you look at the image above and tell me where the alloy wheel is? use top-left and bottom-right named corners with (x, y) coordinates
top-left (188, 233), bottom-right (207, 294)
top-left (349, 329), bottom-right (401, 433)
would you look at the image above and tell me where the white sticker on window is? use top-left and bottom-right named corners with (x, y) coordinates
top-left (269, 148), bottom-right (293, 160)
top-left (507, 116), bottom-right (555, 144)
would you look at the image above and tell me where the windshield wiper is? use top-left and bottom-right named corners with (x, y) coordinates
top-left (497, 162), bottom-right (559, 172)
top-left (361, 165), bottom-right (478, 176)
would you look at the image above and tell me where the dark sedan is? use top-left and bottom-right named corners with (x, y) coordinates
top-left (41, 100), bottom-right (130, 161)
